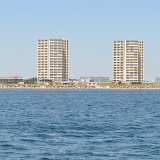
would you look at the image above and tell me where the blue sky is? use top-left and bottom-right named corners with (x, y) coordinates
top-left (0, 0), bottom-right (160, 80)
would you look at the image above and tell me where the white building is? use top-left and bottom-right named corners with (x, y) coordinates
top-left (113, 40), bottom-right (144, 83)
top-left (37, 39), bottom-right (69, 82)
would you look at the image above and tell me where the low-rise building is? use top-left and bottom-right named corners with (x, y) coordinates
top-left (0, 76), bottom-right (23, 84)
top-left (79, 76), bottom-right (110, 83)
top-left (155, 77), bottom-right (160, 83)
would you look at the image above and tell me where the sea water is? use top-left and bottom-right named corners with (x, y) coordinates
top-left (0, 89), bottom-right (160, 160)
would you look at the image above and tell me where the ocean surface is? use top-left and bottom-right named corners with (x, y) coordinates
top-left (0, 89), bottom-right (160, 160)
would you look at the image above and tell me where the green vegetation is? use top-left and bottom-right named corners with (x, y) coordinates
top-left (118, 81), bottom-right (122, 85)
top-left (131, 82), bottom-right (142, 84)
top-left (24, 77), bottom-right (37, 84)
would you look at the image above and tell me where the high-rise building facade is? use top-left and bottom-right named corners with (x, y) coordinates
top-left (37, 39), bottom-right (69, 82)
top-left (113, 40), bottom-right (144, 83)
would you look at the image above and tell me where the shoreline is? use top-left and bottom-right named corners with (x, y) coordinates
top-left (0, 86), bottom-right (160, 90)
top-left (1, 83), bottom-right (160, 90)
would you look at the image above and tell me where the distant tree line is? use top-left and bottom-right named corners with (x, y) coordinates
top-left (24, 77), bottom-right (37, 84)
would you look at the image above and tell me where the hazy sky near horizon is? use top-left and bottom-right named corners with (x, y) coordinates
top-left (0, 0), bottom-right (160, 80)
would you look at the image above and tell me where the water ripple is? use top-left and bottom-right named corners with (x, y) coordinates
top-left (0, 89), bottom-right (160, 159)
